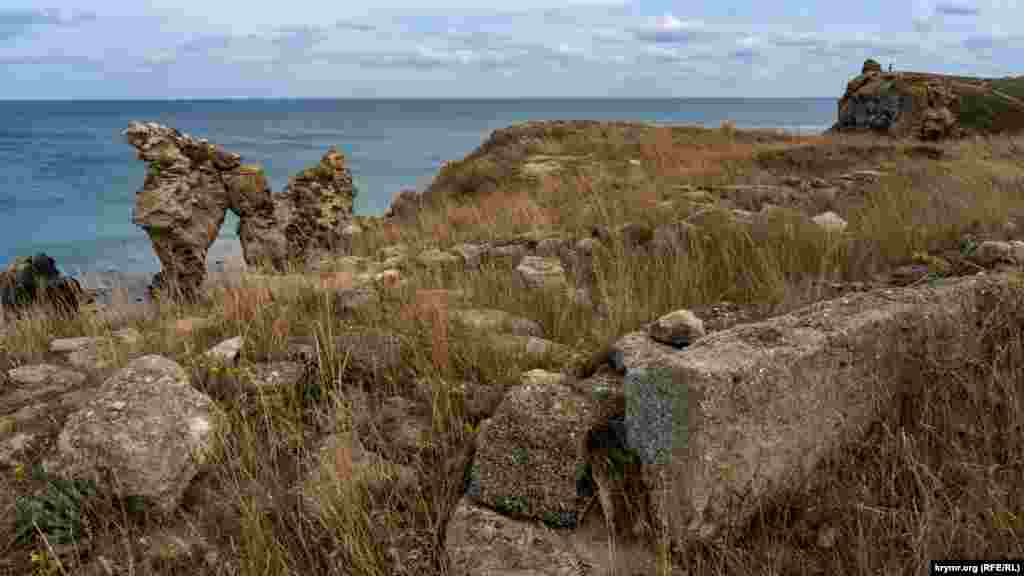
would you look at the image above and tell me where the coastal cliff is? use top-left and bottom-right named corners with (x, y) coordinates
top-left (831, 58), bottom-right (1024, 139)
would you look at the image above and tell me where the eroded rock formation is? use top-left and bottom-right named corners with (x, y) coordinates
top-left (0, 253), bottom-right (89, 317)
top-left (830, 59), bottom-right (962, 139)
top-left (830, 58), bottom-right (1024, 140)
top-left (124, 121), bottom-right (356, 300)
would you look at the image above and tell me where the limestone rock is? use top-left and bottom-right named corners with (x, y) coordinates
top-left (452, 243), bottom-right (485, 269)
top-left (0, 253), bottom-right (88, 317)
top-left (124, 122), bottom-right (357, 300)
top-left (520, 369), bottom-right (568, 388)
top-left (487, 334), bottom-right (579, 366)
top-left (535, 236), bottom-right (571, 259)
top-left (828, 64), bottom-right (978, 140)
top-left (609, 331), bottom-right (674, 373)
top-left (416, 248), bottom-right (461, 269)
top-left (49, 329), bottom-right (142, 371)
top-left (243, 362), bottom-right (305, 393)
top-left (972, 240), bottom-right (1023, 268)
top-left (468, 380), bottom-right (595, 528)
top-left (812, 211), bottom-right (848, 234)
top-left (205, 336), bottom-right (243, 366)
top-left (486, 243), bottom-right (529, 267)
top-left (449, 308), bottom-right (543, 337)
top-left (46, 355), bottom-right (223, 514)
top-left (515, 256), bottom-right (568, 292)
top-left (648, 309), bottom-right (705, 348)
top-left (444, 498), bottom-right (589, 576)
top-left (616, 274), bottom-right (1020, 545)
top-left (4, 364), bottom-right (86, 405)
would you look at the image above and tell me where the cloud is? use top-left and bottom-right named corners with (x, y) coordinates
top-left (963, 33), bottom-right (1024, 59)
top-left (336, 20), bottom-right (376, 32)
top-left (633, 13), bottom-right (711, 44)
top-left (837, 38), bottom-right (917, 57)
top-left (141, 25), bottom-right (330, 69)
top-left (342, 35), bottom-right (580, 72)
top-left (729, 47), bottom-right (757, 62)
top-left (0, 53), bottom-right (103, 68)
top-left (935, 1), bottom-right (980, 16)
top-left (0, 8), bottom-right (96, 41)
top-left (772, 35), bottom-right (826, 50)
top-left (271, 26), bottom-right (328, 52)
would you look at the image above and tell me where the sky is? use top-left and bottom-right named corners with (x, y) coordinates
top-left (0, 0), bottom-right (1021, 99)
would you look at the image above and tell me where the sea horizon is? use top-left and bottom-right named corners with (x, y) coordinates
top-left (0, 96), bottom-right (838, 102)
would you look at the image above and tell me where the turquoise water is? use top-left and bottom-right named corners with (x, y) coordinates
top-left (0, 98), bottom-right (835, 282)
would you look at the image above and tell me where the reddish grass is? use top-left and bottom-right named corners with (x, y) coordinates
top-left (637, 128), bottom-right (756, 179)
top-left (222, 284), bottom-right (274, 325)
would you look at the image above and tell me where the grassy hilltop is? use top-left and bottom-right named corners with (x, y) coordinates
top-left (3, 120), bottom-right (1024, 575)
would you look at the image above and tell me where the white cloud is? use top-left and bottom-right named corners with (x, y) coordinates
top-left (634, 13), bottom-right (711, 44)
top-left (3, 0), bottom-right (1022, 98)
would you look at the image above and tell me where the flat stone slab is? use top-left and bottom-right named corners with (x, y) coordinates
top-left (449, 308), bottom-right (543, 338)
top-left (4, 364), bottom-right (86, 406)
top-left (618, 273), bottom-right (1018, 544)
top-left (444, 498), bottom-right (589, 576)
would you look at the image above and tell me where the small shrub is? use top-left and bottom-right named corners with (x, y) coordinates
top-left (14, 466), bottom-right (97, 546)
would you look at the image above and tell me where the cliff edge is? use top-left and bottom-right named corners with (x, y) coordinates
top-left (830, 58), bottom-right (1024, 139)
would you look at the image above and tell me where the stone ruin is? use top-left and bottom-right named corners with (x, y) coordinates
top-left (123, 121), bottom-right (357, 300)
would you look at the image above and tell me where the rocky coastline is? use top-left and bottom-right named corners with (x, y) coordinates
top-left (3, 60), bottom-right (1024, 575)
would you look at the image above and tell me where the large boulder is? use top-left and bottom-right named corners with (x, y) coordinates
top-left (123, 122), bottom-right (357, 301)
top-left (45, 355), bottom-right (224, 514)
top-left (612, 273), bottom-right (1022, 546)
top-left (467, 378), bottom-right (595, 528)
top-left (0, 253), bottom-right (88, 316)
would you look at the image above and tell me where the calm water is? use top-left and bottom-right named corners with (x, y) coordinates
top-left (0, 98), bottom-right (835, 284)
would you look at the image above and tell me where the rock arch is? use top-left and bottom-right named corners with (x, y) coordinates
top-left (123, 122), bottom-right (356, 300)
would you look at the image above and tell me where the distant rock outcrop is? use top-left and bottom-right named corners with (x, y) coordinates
top-left (830, 59), bottom-right (1024, 139)
top-left (124, 122), bottom-right (356, 301)
top-left (0, 253), bottom-right (88, 317)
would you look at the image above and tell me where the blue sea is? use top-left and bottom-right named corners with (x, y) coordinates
top-left (0, 98), bottom-right (835, 288)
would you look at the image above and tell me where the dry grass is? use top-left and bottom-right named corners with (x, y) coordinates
top-left (2, 126), bottom-right (1024, 576)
